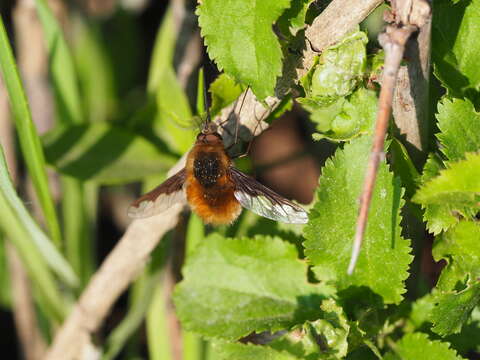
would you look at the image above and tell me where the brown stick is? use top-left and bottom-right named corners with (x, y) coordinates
top-left (7, 246), bottom-right (47, 360)
top-left (45, 1), bottom-right (385, 358)
top-left (348, 0), bottom-right (431, 275)
top-left (392, 3), bottom-right (431, 164)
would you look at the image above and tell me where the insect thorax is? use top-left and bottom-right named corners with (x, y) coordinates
top-left (193, 151), bottom-right (223, 188)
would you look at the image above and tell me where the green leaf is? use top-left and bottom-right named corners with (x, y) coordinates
top-left (306, 87), bottom-right (377, 142)
top-left (304, 136), bottom-right (412, 304)
top-left (43, 123), bottom-right (177, 184)
top-left (408, 294), bottom-right (436, 330)
top-left (209, 73), bottom-right (245, 118)
top-left (433, 221), bottom-right (480, 291)
top-left (174, 234), bottom-right (334, 340)
top-left (420, 154), bottom-right (459, 235)
top-left (422, 153), bottom-right (445, 182)
top-left (306, 299), bottom-right (349, 358)
top-left (153, 66), bottom-right (196, 155)
top-left (197, 0), bottom-right (291, 100)
top-left (301, 30), bottom-right (367, 105)
top-left (196, 67), bottom-right (206, 116)
top-left (274, 299), bottom-right (349, 358)
top-left (385, 332), bottom-right (464, 360)
top-left (446, 311), bottom-right (480, 355)
top-left (436, 98), bottom-right (480, 162)
top-left (0, 16), bottom-right (62, 245)
top-left (213, 300), bottom-right (348, 360)
top-left (422, 152), bottom-right (458, 234)
top-left (432, 0), bottom-right (480, 97)
top-left (277, 0), bottom-right (315, 36)
top-left (413, 152), bottom-right (480, 208)
top-left (347, 346), bottom-right (380, 360)
top-left (388, 138), bottom-right (421, 198)
top-left (430, 283), bottom-right (480, 336)
top-left (212, 342), bottom-right (300, 360)
top-left (147, 6), bottom-right (176, 94)
top-left (0, 237), bottom-right (11, 308)
top-left (136, 6), bottom-right (196, 155)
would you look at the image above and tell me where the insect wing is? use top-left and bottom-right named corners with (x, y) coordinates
top-left (128, 168), bottom-right (187, 218)
top-left (229, 167), bottom-right (308, 224)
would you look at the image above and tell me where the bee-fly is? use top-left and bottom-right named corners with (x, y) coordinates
top-left (128, 93), bottom-right (308, 225)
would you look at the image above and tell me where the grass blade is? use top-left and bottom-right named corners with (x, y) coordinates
top-left (147, 6), bottom-right (176, 95)
top-left (34, 0), bottom-right (99, 287)
top-left (0, 145), bottom-right (68, 321)
top-left (0, 143), bottom-right (78, 287)
top-left (0, 236), bottom-right (11, 308)
top-left (147, 283), bottom-right (173, 360)
top-left (63, 178), bottom-right (96, 287)
top-left (0, 16), bottom-right (62, 246)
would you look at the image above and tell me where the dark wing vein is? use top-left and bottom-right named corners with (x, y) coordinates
top-left (229, 166), bottom-right (308, 224)
top-left (128, 168), bottom-right (186, 218)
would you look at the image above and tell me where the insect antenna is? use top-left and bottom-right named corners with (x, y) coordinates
top-left (216, 86), bottom-right (248, 133)
top-left (233, 111), bottom-right (265, 159)
top-left (233, 88), bottom-right (249, 145)
top-left (222, 88), bottom-right (250, 155)
top-left (227, 88), bottom-right (270, 159)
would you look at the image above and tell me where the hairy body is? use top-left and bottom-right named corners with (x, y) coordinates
top-left (185, 133), bottom-right (241, 225)
top-left (128, 122), bottom-right (308, 225)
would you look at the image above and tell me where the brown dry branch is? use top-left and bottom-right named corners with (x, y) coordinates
top-left (7, 246), bottom-right (47, 360)
top-left (348, 0), bottom-right (431, 275)
top-left (392, 1), bottom-right (431, 162)
top-left (45, 1), bottom-right (383, 358)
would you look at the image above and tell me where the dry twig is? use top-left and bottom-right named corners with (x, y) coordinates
top-left (348, 0), bottom-right (431, 275)
top-left (45, 1), bottom-right (384, 358)
top-left (392, 1), bottom-right (431, 162)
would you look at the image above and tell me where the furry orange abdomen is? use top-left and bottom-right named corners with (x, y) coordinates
top-left (186, 175), bottom-right (242, 225)
top-left (185, 142), bottom-right (242, 225)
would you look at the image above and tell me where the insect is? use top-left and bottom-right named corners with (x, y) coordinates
top-left (128, 98), bottom-right (308, 225)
